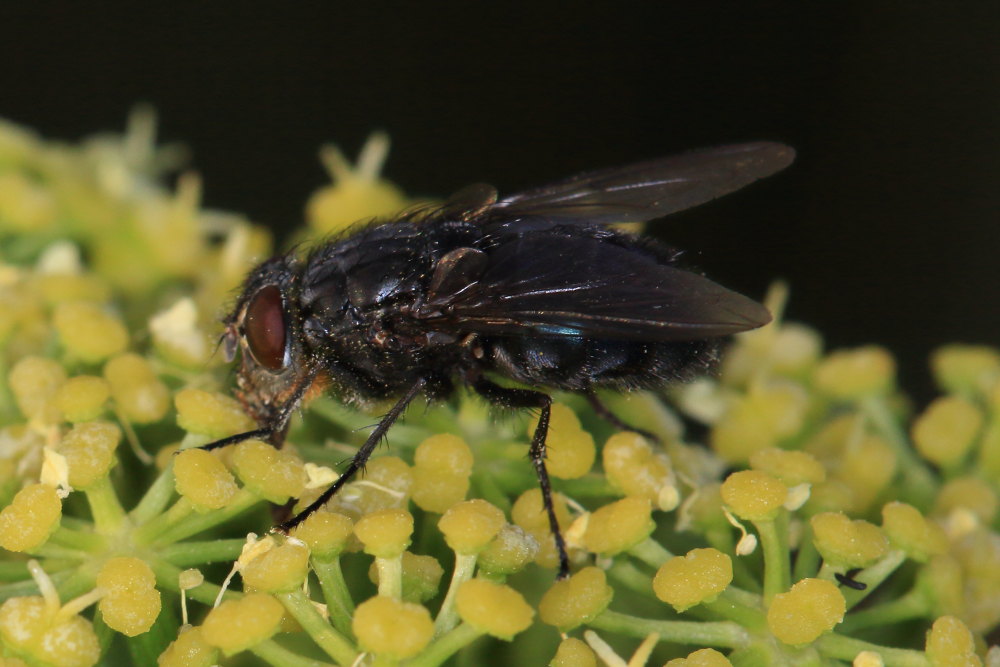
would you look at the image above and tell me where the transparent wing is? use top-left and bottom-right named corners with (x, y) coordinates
top-left (420, 234), bottom-right (770, 341)
top-left (490, 142), bottom-right (794, 224)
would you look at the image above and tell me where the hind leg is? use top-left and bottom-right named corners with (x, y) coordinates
top-left (471, 376), bottom-right (571, 579)
top-left (584, 389), bottom-right (660, 443)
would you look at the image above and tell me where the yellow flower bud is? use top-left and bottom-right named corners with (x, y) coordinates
top-left (411, 434), bottom-right (473, 513)
top-left (881, 502), bottom-right (947, 562)
top-left (0, 484), bottom-right (62, 552)
top-left (240, 541), bottom-right (310, 593)
top-left (96, 557), bottom-right (161, 637)
top-left (201, 593), bottom-right (284, 655)
top-left (538, 566), bottom-right (613, 631)
top-left (550, 636), bottom-right (597, 667)
top-left (925, 615), bottom-right (981, 667)
top-left (767, 578), bottom-right (845, 645)
top-left (934, 476), bottom-right (998, 525)
top-left (653, 548), bottom-right (733, 612)
top-left (53, 301), bottom-right (128, 363)
top-left (456, 578), bottom-right (534, 640)
top-left (813, 346), bottom-right (895, 400)
top-left (912, 396), bottom-right (983, 467)
top-left (354, 508), bottom-right (414, 558)
top-left (711, 382), bottom-right (809, 463)
top-left (810, 512), bottom-right (889, 569)
top-left (290, 510), bottom-right (353, 560)
top-left (602, 431), bottom-right (674, 501)
top-left (721, 470), bottom-right (788, 521)
top-left (930, 344), bottom-right (1000, 396)
top-left (352, 596), bottom-right (433, 659)
top-left (103, 353), bottom-right (169, 423)
top-left (0, 596), bottom-right (99, 667)
top-left (173, 449), bottom-right (238, 511)
top-left (57, 421), bottom-right (120, 489)
top-left (175, 388), bottom-right (255, 439)
top-left (582, 496), bottom-right (655, 556)
top-left (833, 434), bottom-right (898, 512)
top-left (231, 439), bottom-right (307, 504)
top-left (157, 627), bottom-right (218, 667)
top-left (666, 648), bottom-right (734, 667)
top-left (478, 525), bottom-right (540, 577)
top-left (438, 499), bottom-right (506, 555)
top-left (749, 448), bottom-right (825, 486)
top-left (53, 376), bottom-right (109, 422)
top-left (8, 356), bottom-right (65, 423)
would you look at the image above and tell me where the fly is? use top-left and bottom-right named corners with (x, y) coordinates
top-left (204, 142), bottom-right (795, 578)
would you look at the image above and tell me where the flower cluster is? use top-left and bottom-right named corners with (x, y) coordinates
top-left (0, 115), bottom-right (998, 666)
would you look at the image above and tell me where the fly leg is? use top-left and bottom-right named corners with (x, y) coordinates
top-left (584, 389), bottom-right (659, 443)
top-left (200, 365), bottom-right (322, 451)
top-left (471, 376), bottom-right (570, 579)
top-left (279, 377), bottom-right (427, 531)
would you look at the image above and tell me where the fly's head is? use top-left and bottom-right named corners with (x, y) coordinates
top-left (222, 255), bottom-right (310, 427)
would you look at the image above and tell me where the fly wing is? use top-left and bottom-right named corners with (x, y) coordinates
top-left (491, 142), bottom-right (794, 224)
top-left (421, 234), bottom-right (770, 341)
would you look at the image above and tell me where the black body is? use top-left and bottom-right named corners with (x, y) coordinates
top-left (207, 142), bottom-right (795, 577)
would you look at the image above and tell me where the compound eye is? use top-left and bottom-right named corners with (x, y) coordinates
top-left (244, 285), bottom-right (287, 370)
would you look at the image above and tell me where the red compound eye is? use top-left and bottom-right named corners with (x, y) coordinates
top-left (244, 285), bottom-right (287, 370)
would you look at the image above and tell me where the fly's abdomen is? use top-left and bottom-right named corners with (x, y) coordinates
top-left (483, 335), bottom-right (718, 391)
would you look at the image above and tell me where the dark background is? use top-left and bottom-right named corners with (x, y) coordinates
top-left (1, 4), bottom-right (997, 403)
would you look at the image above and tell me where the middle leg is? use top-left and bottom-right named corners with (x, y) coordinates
top-left (471, 376), bottom-right (570, 578)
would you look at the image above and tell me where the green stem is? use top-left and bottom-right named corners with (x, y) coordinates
top-left (278, 589), bottom-right (358, 666)
top-left (607, 560), bottom-right (655, 597)
top-left (816, 633), bottom-right (929, 666)
top-left (841, 550), bottom-right (907, 610)
top-left (54, 568), bottom-right (97, 603)
top-left (589, 609), bottom-right (751, 648)
top-left (156, 490), bottom-right (260, 544)
top-left (434, 552), bottom-right (477, 636)
top-left (408, 623), bottom-right (483, 667)
top-left (701, 590), bottom-right (766, 631)
top-left (85, 476), bottom-right (126, 534)
top-left (132, 497), bottom-right (195, 544)
top-left (0, 561), bottom-right (32, 582)
top-left (148, 557), bottom-right (235, 606)
top-left (753, 514), bottom-right (790, 603)
top-left (46, 525), bottom-right (106, 552)
top-left (723, 585), bottom-right (763, 610)
top-left (158, 539), bottom-right (246, 566)
top-left (29, 543), bottom-right (91, 560)
top-left (0, 570), bottom-right (73, 602)
top-left (250, 638), bottom-right (338, 667)
top-left (470, 469), bottom-right (514, 513)
top-left (837, 588), bottom-right (930, 635)
top-left (861, 397), bottom-right (938, 509)
top-left (792, 524), bottom-right (820, 582)
top-left (129, 461), bottom-right (176, 523)
top-left (375, 555), bottom-right (402, 599)
top-left (58, 516), bottom-right (93, 531)
top-left (556, 475), bottom-right (618, 499)
top-left (628, 536), bottom-right (674, 569)
top-left (312, 556), bottom-right (355, 638)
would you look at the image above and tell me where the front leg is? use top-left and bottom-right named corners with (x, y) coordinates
top-left (471, 376), bottom-right (570, 579)
top-left (279, 377), bottom-right (427, 531)
top-left (200, 365), bottom-right (322, 451)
